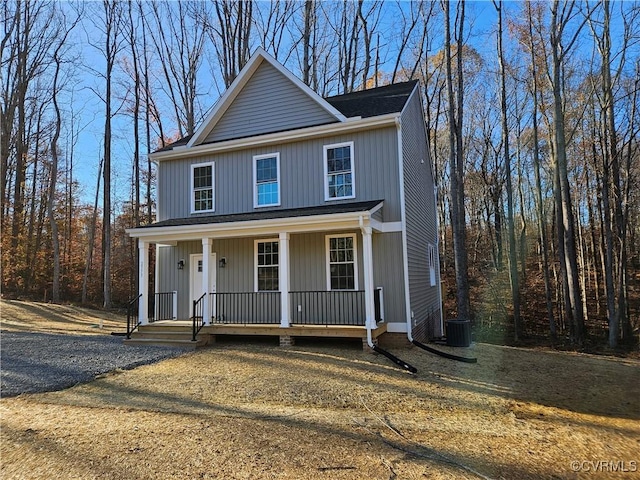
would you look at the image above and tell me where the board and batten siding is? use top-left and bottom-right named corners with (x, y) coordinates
top-left (204, 61), bottom-right (337, 144)
top-left (372, 232), bottom-right (407, 326)
top-left (157, 127), bottom-right (401, 222)
top-left (400, 87), bottom-right (441, 339)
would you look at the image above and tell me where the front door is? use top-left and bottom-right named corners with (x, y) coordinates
top-left (190, 253), bottom-right (217, 317)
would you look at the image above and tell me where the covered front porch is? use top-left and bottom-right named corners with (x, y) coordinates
top-left (126, 201), bottom-right (401, 346)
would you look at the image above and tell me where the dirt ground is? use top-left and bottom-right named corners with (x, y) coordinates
top-left (1, 300), bottom-right (639, 479)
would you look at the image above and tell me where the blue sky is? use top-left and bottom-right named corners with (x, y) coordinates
top-left (64, 0), bottom-right (631, 212)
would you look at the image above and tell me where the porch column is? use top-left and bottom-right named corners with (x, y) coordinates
top-left (138, 239), bottom-right (149, 325)
top-left (279, 232), bottom-right (290, 328)
top-left (202, 238), bottom-right (212, 325)
top-left (361, 226), bottom-right (375, 329)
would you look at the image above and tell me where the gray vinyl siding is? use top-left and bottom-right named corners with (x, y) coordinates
top-left (372, 232), bottom-right (407, 326)
top-left (158, 127), bottom-right (400, 222)
top-left (204, 61), bottom-right (337, 143)
top-left (157, 231), bottom-right (406, 324)
top-left (400, 88), bottom-right (441, 339)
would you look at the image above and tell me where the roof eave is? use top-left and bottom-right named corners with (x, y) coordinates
top-left (126, 205), bottom-right (382, 243)
top-left (149, 113), bottom-right (399, 162)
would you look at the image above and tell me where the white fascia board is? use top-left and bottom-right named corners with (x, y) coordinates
top-left (370, 219), bottom-right (402, 233)
top-left (187, 47), bottom-right (346, 148)
top-left (151, 113), bottom-right (399, 162)
top-left (125, 211), bottom-right (373, 243)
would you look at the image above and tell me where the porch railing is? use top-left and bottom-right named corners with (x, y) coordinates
top-left (210, 292), bottom-right (281, 324)
top-left (126, 294), bottom-right (143, 339)
top-left (192, 293), bottom-right (206, 341)
top-left (149, 291), bottom-right (177, 322)
top-left (290, 290), bottom-right (366, 326)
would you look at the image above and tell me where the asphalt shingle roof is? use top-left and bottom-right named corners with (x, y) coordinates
top-left (138, 200), bottom-right (384, 229)
top-left (326, 80), bottom-right (418, 118)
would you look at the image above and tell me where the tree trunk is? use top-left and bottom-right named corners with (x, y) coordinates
top-left (550, 2), bottom-right (585, 343)
top-left (495, 0), bottom-right (521, 340)
top-left (444, 0), bottom-right (470, 321)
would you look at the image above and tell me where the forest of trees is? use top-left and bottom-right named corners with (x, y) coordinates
top-left (2, 0), bottom-right (638, 349)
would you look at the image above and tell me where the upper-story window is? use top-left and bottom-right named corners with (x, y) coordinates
top-left (191, 161), bottom-right (215, 213)
top-left (254, 153), bottom-right (280, 208)
top-left (324, 141), bottom-right (355, 201)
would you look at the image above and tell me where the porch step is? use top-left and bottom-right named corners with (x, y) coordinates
top-left (124, 323), bottom-right (209, 348)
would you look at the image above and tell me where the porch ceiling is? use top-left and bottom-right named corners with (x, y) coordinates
top-left (126, 200), bottom-right (384, 243)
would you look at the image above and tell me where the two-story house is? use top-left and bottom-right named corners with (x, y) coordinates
top-left (126, 48), bottom-right (442, 349)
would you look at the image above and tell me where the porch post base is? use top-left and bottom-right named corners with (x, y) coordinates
top-left (279, 335), bottom-right (295, 347)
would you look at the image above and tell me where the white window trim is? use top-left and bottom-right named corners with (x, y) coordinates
top-left (253, 152), bottom-right (281, 208)
top-left (429, 243), bottom-right (436, 286)
top-left (323, 141), bottom-right (355, 201)
top-left (190, 161), bottom-right (215, 214)
top-left (254, 238), bottom-right (280, 292)
top-left (325, 233), bottom-right (359, 291)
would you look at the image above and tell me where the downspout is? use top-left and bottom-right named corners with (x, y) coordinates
top-left (434, 185), bottom-right (445, 336)
top-left (359, 215), bottom-right (374, 349)
top-left (361, 214), bottom-right (417, 373)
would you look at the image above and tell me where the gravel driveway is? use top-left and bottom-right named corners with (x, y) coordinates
top-left (1, 332), bottom-right (190, 397)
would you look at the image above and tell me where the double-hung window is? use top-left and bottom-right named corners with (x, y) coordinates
top-left (255, 240), bottom-right (279, 291)
top-left (191, 162), bottom-right (215, 213)
top-left (254, 153), bottom-right (280, 207)
top-left (326, 234), bottom-right (358, 290)
top-left (324, 142), bottom-right (355, 200)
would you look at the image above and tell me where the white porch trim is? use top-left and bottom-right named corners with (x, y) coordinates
top-left (361, 224), bottom-right (375, 330)
top-left (279, 232), bottom-right (291, 328)
top-left (202, 238), bottom-right (212, 325)
top-left (138, 239), bottom-right (149, 325)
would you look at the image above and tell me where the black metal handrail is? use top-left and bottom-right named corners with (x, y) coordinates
top-left (192, 292), bottom-right (206, 341)
top-left (126, 294), bottom-right (143, 339)
top-left (150, 291), bottom-right (176, 322)
top-left (210, 292), bottom-right (281, 325)
top-left (290, 290), bottom-right (365, 326)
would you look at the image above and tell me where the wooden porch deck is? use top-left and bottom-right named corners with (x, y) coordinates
top-left (124, 320), bottom-right (388, 349)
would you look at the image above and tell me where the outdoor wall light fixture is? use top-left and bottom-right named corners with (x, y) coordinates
top-left (219, 257), bottom-right (227, 268)
top-left (177, 259), bottom-right (185, 270)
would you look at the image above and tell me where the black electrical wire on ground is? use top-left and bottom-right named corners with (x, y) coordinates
top-left (412, 340), bottom-right (477, 364)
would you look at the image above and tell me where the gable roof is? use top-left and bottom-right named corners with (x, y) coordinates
top-left (187, 47), bottom-right (346, 148)
top-left (155, 54), bottom-right (419, 154)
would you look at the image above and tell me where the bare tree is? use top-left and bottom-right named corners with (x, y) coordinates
top-left (494, 0), bottom-right (522, 340)
top-left (205, 0), bottom-right (253, 89)
top-left (523, 0), bottom-right (555, 337)
top-left (86, 0), bottom-right (125, 308)
top-left (1, 1), bottom-right (58, 294)
top-left (47, 7), bottom-right (80, 302)
top-left (547, 0), bottom-right (592, 343)
top-left (443, 0), bottom-right (471, 321)
top-left (148, 0), bottom-right (207, 137)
